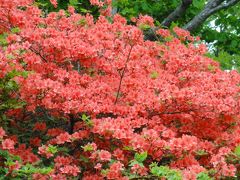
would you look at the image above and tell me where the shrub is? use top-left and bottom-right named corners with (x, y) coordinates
top-left (0, 0), bottom-right (240, 179)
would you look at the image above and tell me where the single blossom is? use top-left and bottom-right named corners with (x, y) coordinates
top-left (98, 150), bottom-right (112, 162)
top-left (2, 139), bottom-right (15, 150)
top-left (0, 127), bottom-right (5, 139)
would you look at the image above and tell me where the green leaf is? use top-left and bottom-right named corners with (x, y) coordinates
top-left (11, 27), bottom-right (20, 34)
top-left (47, 145), bottom-right (58, 154)
top-left (6, 54), bottom-right (15, 60)
top-left (123, 146), bottom-right (134, 151)
top-left (0, 167), bottom-right (8, 176)
top-left (69, 0), bottom-right (78, 6)
top-left (101, 169), bottom-right (109, 176)
top-left (150, 71), bottom-right (159, 79)
top-left (207, 64), bottom-right (216, 72)
top-left (0, 33), bottom-right (8, 46)
top-left (21, 71), bottom-right (29, 78)
top-left (82, 114), bottom-right (89, 121)
top-left (129, 160), bottom-right (144, 167)
top-left (234, 145), bottom-right (240, 157)
top-left (6, 81), bottom-right (18, 90)
top-left (134, 151), bottom-right (147, 163)
top-left (16, 164), bottom-right (52, 175)
top-left (79, 8), bottom-right (91, 13)
top-left (81, 114), bottom-right (93, 127)
top-left (80, 155), bottom-right (89, 163)
top-left (192, 0), bottom-right (204, 9)
top-left (195, 150), bottom-right (208, 156)
top-left (151, 165), bottom-right (168, 176)
top-left (82, 144), bottom-right (94, 152)
top-left (197, 172), bottom-right (213, 180)
top-left (231, 40), bottom-right (238, 48)
top-left (150, 163), bottom-right (182, 180)
top-left (139, 24), bottom-right (151, 30)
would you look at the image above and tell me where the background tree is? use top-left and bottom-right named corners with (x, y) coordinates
top-left (113, 0), bottom-right (240, 71)
top-left (34, 0), bottom-right (100, 17)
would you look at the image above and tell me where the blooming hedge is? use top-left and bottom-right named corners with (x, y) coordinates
top-left (0, 0), bottom-right (240, 179)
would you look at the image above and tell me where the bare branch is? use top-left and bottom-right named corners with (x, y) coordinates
top-left (209, 0), bottom-right (240, 13)
top-left (114, 45), bottom-right (134, 104)
top-left (161, 0), bottom-right (193, 27)
top-left (144, 0), bottom-right (193, 40)
top-left (111, 0), bottom-right (118, 16)
top-left (144, 0), bottom-right (240, 40)
top-left (183, 0), bottom-right (240, 32)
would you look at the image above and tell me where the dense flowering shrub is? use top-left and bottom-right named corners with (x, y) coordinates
top-left (1, 0), bottom-right (240, 179)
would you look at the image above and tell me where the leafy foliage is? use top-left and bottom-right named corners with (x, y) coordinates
top-left (35, 0), bottom-right (100, 17)
top-left (150, 163), bottom-right (182, 180)
top-left (197, 172), bottom-right (213, 180)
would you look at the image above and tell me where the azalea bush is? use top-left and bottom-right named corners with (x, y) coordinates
top-left (0, 0), bottom-right (240, 179)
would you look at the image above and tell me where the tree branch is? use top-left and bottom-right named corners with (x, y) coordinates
top-left (111, 0), bottom-right (118, 16)
top-left (161, 0), bottom-right (193, 27)
top-left (144, 0), bottom-right (240, 40)
top-left (144, 0), bottom-right (193, 40)
top-left (69, 114), bottom-right (75, 134)
top-left (114, 45), bottom-right (134, 104)
top-left (29, 46), bottom-right (48, 62)
top-left (209, 0), bottom-right (240, 13)
top-left (183, 0), bottom-right (240, 32)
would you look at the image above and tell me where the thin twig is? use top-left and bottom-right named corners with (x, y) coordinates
top-left (114, 45), bottom-right (134, 104)
top-left (29, 47), bottom-right (48, 62)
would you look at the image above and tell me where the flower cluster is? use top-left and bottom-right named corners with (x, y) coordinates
top-left (0, 0), bottom-right (240, 179)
